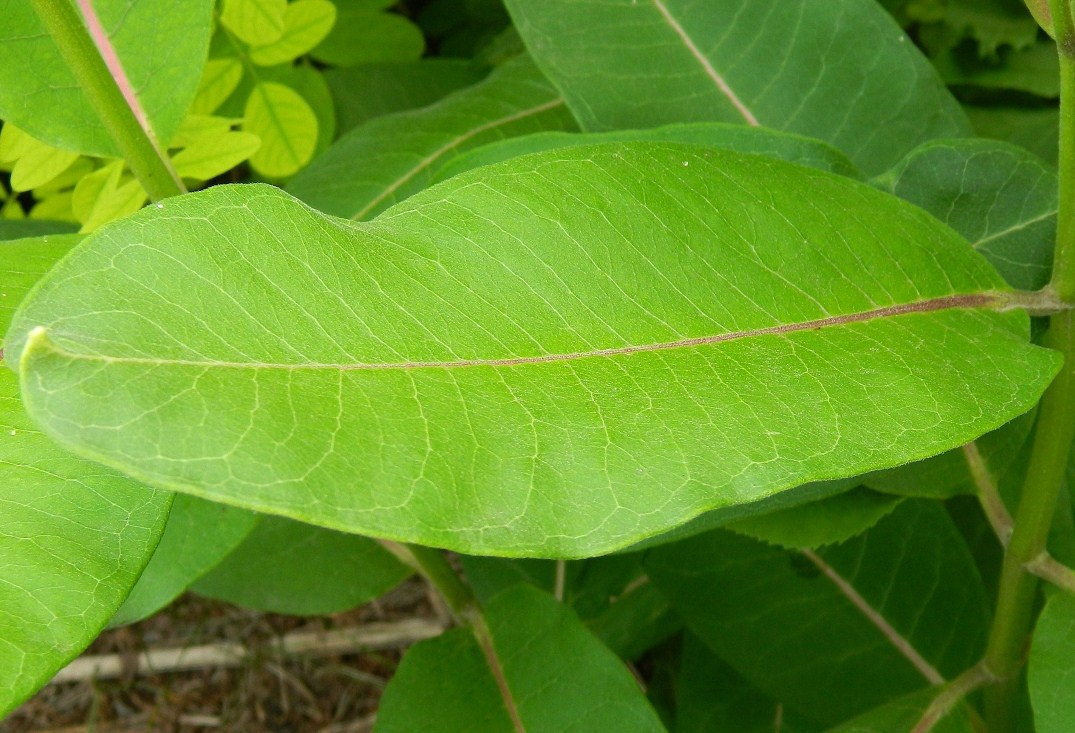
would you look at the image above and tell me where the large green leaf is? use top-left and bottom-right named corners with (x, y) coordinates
top-left (0, 369), bottom-right (172, 716)
top-left (287, 54), bottom-right (576, 219)
top-left (1, 236), bottom-right (171, 716)
top-left (0, 0), bottom-right (214, 156)
top-left (1029, 592), bottom-right (1075, 733)
top-left (645, 501), bottom-right (990, 724)
top-left (376, 585), bottom-right (667, 732)
top-left (502, 0), bottom-right (970, 175)
top-left (6, 144), bottom-right (1060, 558)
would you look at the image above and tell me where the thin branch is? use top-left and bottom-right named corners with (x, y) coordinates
top-left (911, 662), bottom-right (995, 733)
top-left (49, 618), bottom-right (444, 684)
top-left (1026, 552), bottom-right (1075, 593)
top-left (554, 559), bottom-right (566, 602)
top-left (962, 442), bottom-right (1014, 546)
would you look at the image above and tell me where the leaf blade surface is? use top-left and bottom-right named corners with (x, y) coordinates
top-left (6, 144), bottom-right (1061, 557)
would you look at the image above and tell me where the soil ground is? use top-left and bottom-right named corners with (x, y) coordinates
top-left (2, 578), bottom-right (438, 733)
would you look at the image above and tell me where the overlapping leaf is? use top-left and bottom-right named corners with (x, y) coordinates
top-left (288, 55), bottom-right (575, 219)
top-left (375, 585), bottom-right (667, 732)
top-left (1, 235), bottom-right (171, 716)
top-left (502, 0), bottom-right (970, 174)
top-left (108, 495), bottom-right (260, 627)
top-left (5, 144), bottom-right (1060, 557)
top-left (646, 502), bottom-right (990, 724)
top-left (191, 515), bottom-right (409, 615)
top-left (0, 0), bottom-right (214, 155)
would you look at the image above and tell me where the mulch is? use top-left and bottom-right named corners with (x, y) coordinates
top-left (2, 578), bottom-right (439, 733)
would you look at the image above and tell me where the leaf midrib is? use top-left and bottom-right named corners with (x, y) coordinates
top-left (24, 292), bottom-right (1001, 371)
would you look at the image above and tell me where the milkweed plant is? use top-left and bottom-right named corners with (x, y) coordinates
top-left (2, 0), bottom-right (1075, 731)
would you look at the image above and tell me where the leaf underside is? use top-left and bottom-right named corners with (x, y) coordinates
top-left (6, 143), bottom-right (1059, 557)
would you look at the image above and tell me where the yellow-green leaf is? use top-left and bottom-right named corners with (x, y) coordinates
top-left (220, 0), bottom-right (286, 45)
top-left (249, 0), bottom-right (337, 66)
top-left (244, 81), bottom-right (319, 178)
top-left (4, 128), bottom-right (80, 192)
top-left (71, 162), bottom-right (147, 233)
top-left (173, 130), bottom-right (262, 180)
top-left (188, 57), bottom-right (245, 116)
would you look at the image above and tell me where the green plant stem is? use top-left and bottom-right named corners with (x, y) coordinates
top-left (962, 442), bottom-right (1014, 545)
top-left (377, 541), bottom-right (476, 620)
top-left (911, 662), bottom-right (994, 733)
top-left (984, 7), bottom-right (1075, 726)
top-left (1027, 552), bottom-right (1075, 593)
top-left (30, 0), bottom-right (184, 200)
top-left (377, 540), bottom-right (526, 730)
top-left (983, 4), bottom-right (1075, 727)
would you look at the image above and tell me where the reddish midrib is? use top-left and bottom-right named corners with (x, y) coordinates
top-left (25, 292), bottom-right (1002, 371)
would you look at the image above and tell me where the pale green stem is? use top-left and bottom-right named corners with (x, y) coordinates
top-left (1026, 552), bottom-right (1075, 593)
top-left (377, 540), bottom-right (475, 621)
top-left (911, 662), bottom-right (995, 733)
top-left (30, 0), bottom-right (184, 200)
top-left (983, 2), bottom-right (1075, 728)
top-left (376, 540), bottom-right (525, 730)
top-left (962, 442), bottom-right (1014, 545)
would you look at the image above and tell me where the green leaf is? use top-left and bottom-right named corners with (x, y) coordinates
top-left (585, 582), bottom-right (680, 661)
top-left (325, 60), bottom-right (487, 133)
top-left (264, 63), bottom-right (337, 158)
top-left (0, 220), bottom-right (78, 241)
top-left (502, 0), bottom-right (970, 175)
top-left (676, 635), bottom-right (820, 733)
top-left (874, 138), bottom-right (1057, 291)
top-left (220, 0), bottom-right (287, 45)
top-left (108, 495), bottom-right (260, 627)
top-left (822, 687), bottom-right (973, 733)
top-left (1, 235), bottom-right (80, 336)
top-left (378, 586), bottom-right (668, 732)
top-left (624, 479), bottom-right (860, 552)
top-left (725, 487), bottom-right (903, 549)
top-left (932, 41), bottom-right (1059, 98)
top-left (483, 584), bottom-right (668, 731)
top-left (646, 501), bottom-right (990, 724)
top-left (172, 130), bottom-right (262, 181)
top-left (70, 160), bottom-right (147, 233)
top-left (311, 4), bottom-right (425, 67)
top-left (249, 0), bottom-right (337, 67)
top-left (375, 628), bottom-right (517, 733)
top-left (431, 123), bottom-right (861, 185)
top-left (1029, 592), bottom-right (1075, 733)
top-left (0, 236), bottom-right (170, 716)
top-left (864, 411), bottom-right (1035, 499)
top-left (0, 125), bottom-right (81, 193)
top-left (965, 105), bottom-right (1059, 164)
top-left (189, 57), bottom-right (245, 116)
top-left (191, 515), bottom-right (410, 615)
top-left (5, 144), bottom-right (1060, 558)
top-left (244, 81), bottom-right (319, 178)
top-left (0, 369), bottom-right (172, 717)
top-left (0, 0), bottom-right (214, 156)
top-left (288, 55), bottom-right (575, 219)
